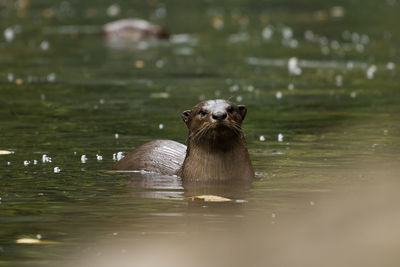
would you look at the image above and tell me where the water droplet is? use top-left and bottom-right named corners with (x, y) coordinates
top-left (281, 26), bottom-right (293, 40)
top-left (262, 26), bottom-right (273, 40)
top-left (155, 59), bottom-right (165, 68)
top-left (335, 75), bottom-right (343, 87)
top-left (117, 152), bottom-right (124, 161)
top-left (288, 57), bottom-right (302, 75)
top-left (355, 43), bottom-right (364, 53)
top-left (304, 30), bottom-right (314, 41)
top-left (4, 27), bottom-right (15, 42)
top-left (246, 85), bottom-right (254, 92)
top-left (366, 65), bottom-right (377, 79)
top-left (154, 5), bottom-right (167, 18)
top-left (330, 40), bottom-right (340, 50)
top-left (47, 73), bottom-right (56, 82)
top-left (386, 62), bottom-right (395, 70)
top-left (342, 30), bottom-right (351, 40)
top-left (321, 46), bottom-right (330, 55)
top-left (289, 39), bottom-right (298, 48)
top-left (229, 84), bottom-right (239, 92)
top-left (40, 40), bottom-right (50, 51)
top-left (42, 154), bottom-right (52, 163)
top-left (106, 4), bottom-right (121, 17)
top-left (352, 32), bottom-right (360, 43)
top-left (360, 34), bottom-right (369, 45)
top-left (81, 155), bottom-right (87, 163)
top-left (7, 73), bottom-right (14, 82)
top-left (278, 133), bottom-right (284, 142)
top-left (346, 61), bottom-right (354, 70)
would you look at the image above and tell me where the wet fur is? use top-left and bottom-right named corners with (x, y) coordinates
top-left (112, 100), bottom-right (254, 183)
top-left (177, 100), bottom-right (254, 182)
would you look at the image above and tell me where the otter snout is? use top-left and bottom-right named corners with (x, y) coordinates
top-left (212, 111), bottom-right (227, 121)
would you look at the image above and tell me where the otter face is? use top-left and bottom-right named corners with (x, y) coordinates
top-left (181, 100), bottom-right (247, 141)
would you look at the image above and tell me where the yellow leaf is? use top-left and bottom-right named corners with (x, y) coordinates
top-left (16, 238), bottom-right (59, 244)
top-left (16, 238), bottom-right (41, 244)
top-left (192, 195), bottom-right (232, 202)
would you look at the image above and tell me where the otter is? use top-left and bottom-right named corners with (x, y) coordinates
top-left (102, 19), bottom-right (169, 41)
top-left (112, 100), bottom-right (254, 183)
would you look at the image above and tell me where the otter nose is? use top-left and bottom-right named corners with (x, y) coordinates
top-left (212, 111), bottom-right (227, 121)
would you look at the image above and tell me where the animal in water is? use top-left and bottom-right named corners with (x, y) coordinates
top-left (112, 100), bottom-right (254, 183)
top-left (102, 19), bottom-right (169, 41)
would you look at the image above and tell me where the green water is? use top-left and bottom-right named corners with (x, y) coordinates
top-left (0, 0), bottom-right (399, 265)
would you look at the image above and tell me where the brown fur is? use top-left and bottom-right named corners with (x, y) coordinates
top-left (111, 140), bottom-right (186, 175)
top-left (112, 100), bottom-right (254, 183)
top-left (177, 100), bottom-right (254, 183)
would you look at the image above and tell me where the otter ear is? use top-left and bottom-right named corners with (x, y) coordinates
top-left (238, 105), bottom-right (247, 120)
top-left (181, 110), bottom-right (192, 124)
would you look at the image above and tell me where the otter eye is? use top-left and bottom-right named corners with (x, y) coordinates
top-left (199, 110), bottom-right (208, 116)
top-left (227, 106), bottom-right (234, 113)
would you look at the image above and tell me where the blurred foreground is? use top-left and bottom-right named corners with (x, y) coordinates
top-left (74, 163), bottom-right (400, 267)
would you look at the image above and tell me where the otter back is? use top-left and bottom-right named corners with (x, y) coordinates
top-left (112, 140), bottom-right (186, 175)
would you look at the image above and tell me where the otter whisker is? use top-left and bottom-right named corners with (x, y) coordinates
top-left (190, 125), bottom-right (210, 143)
top-left (228, 122), bottom-right (242, 136)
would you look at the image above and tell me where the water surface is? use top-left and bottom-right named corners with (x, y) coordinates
top-left (0, 0), bottom-right (399, 265)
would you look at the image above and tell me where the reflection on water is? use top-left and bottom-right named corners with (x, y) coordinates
top-left (0, 0), bottom-right (399, 265)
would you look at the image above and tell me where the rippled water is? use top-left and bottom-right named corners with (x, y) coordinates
top-left (1, 0), bottom-right (399, 266)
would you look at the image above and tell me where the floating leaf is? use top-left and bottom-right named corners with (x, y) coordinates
top-left (16, 238), bottom-right (41, 244)
top-left (192, 195), bottom-right (232, 202)
top-left (0, 150), bottom-right (13, 155)
top-left (16, 238), bottom-right (59, 244)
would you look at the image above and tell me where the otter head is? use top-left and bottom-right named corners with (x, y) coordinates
top-left (181, 100), bottom-right (247, 144)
